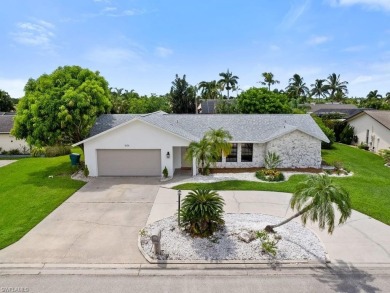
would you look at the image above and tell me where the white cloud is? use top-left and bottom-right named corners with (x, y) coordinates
top-left (85, 47), bottom-right (140, 65)
top-left (307, 35), bottom-right (331, 45)
top-left (328, 0), bottom-right (390, 11)
top-left (11, 19), bottom-right (55, 49)
top-left (0, 78), bottom-right (27, 99)
top-left (280, 0), bottom-right (311, 29)
top-left (155, 47), bottom-right (173, 58)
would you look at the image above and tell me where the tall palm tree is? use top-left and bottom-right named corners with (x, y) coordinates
top-left (265, 175), bottom-right (351, 234)
top-left (325, 73), bottom-right (349, 101)
top-left (205, 128), bottom-right (233, 158)
top-left (310, 79), bottom-right (328, 100)
top-left (286, 74), bottom-right (309, 101)
top-left (260, 72), bottom-right (280, 91)
top-left (366, 90), bottom-right (383, 100)
top-left (198, 80), bottom-right (222, 100)
top-left (218, 69), bottom-right (239, 99)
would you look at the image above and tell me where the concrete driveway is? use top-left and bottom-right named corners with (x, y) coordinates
top-left (0, 177), bottom-right (160, 264)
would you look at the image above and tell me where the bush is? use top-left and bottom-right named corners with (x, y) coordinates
top-left (31, 147), bottom-right (46, 157)
top-left (312, 115), bottom-right (335, 149)
top-left (264, 151), bottom-right (282, 169)
top-left (180, 189), bottom-right (225, 238)
top-left (340, 125), bottom-right (355, 145)
top-left (162, 166), bottom-right (168, 178)
top-left (256, 169), bottom-right (285, 182)
top-left (44, 145), bottom-right (72, 157)
top-left (379, 149), bottom-right (390, 164)
top-left (83, 164), bottom-right (89, 177)
top-left (8, 149), bottom-right (21, 155)
top-left (358, 142), bottom-right (369, 150)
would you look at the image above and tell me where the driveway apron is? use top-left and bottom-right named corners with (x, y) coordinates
top-left (0, 177), bottom-right (160, 264)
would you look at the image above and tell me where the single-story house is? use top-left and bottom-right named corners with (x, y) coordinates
top-left (0, 113), bottom-right (29, 153)
top-left (347, 110), bottom-right (390, 152)
top-left (74, 111), bottom-right (329, 177)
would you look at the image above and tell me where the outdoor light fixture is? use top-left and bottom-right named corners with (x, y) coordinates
top-left (166, 151), bottom-right (170, 158)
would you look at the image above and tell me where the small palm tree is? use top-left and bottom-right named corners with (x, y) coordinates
top-left (260, 72), bottom-right (280, 91)
top-left (180, 189), bottom-right (225, 237)
top-left (185, 138), bottom-right (218, 175)
top-left (205, 128), bottom-right (233, 158)
top-left (218, 69), bottom-right (239, 99)
top-left (286, 74), bottom-right (309, 101)
top-left (265, 175), bottom-right (352, 234)
top-left (310, 79), bottom-right (328, 100)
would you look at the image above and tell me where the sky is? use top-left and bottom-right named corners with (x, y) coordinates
top-left (0, 0), bottom-right (390, 99)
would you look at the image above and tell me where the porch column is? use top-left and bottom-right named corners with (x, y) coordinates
top-left (192, 156), bottom-right (197, 176)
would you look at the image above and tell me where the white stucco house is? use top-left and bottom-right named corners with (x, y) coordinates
top-left (347, 110), bottom-right (390, 152)
top-left (0, 113), bottom-right (29, 153)
top-left (73, 111), bottom-right (329, 177)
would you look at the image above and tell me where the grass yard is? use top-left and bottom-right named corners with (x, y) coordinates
top-left (174, 143), bottom-right (390, 225)
top-left (0, 150), bottom-right (86, 250)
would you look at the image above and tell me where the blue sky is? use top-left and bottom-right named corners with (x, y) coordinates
top-left (0, 0), bottom-right (390, 99)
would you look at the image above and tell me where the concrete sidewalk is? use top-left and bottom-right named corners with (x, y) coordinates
top-left (148, 188), bottom-right (390, 265)
top-left (0, 160), bottom-right (16, 168)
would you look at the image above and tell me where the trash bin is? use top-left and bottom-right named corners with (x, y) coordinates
top-left (69, 153), bottom-right (81, 166)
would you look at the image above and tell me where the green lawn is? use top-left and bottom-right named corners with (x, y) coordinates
top-left (174, 143), bottom-right (390, 225)
top-left (0, 151), bottom-right (86, 250)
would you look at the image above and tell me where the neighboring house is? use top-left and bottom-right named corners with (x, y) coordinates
top-left (347, 110), bottom-right (390, 152)
top-left (0, 113), bottom-right (29, 153)
top-left (307, 103), bottom-right (361, 118)
top-left (74, 112), bottom-right (329, 177)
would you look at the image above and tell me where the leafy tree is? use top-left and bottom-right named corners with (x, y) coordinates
top-left (237, 87), bottom-right (292, 114)
top-left (286, 74), bottom-right (309, 102)
top-left (180, 189), bottom-right (225, 238)
top-left (260, 72), bottom-right (280, 91)
top-left (366, 90), bottom-right (382, 100)
top-left (325, 73), bottom-right (348, 101)
top-left (12, 66), bottom-right (111, 149)
top-left (215, 99), bottom-right (238, 114)
top-left (310, 79), bottom-right (328, 100)
top-left (339, 124), bottom-right (355, 145)
top-left (198, 80), bottom-right (222, 100)
top-left (0, 90), bottom-right (14, 112)
top-left (170, 74), bottom-right (196, 114)
top-left (265, 175), bottom-right (351, 234)
top-left (218, 69), bottom-right (239, 99)
top-left (312, 115), bottom-right (336, 149)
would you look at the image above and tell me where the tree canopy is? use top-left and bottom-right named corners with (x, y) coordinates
top-left (170, 74), bottom-right (196, 114)
top-left (0, 90), bottom-right (14, 112)
top-left (237, 87), bottom-right (292, 114)
top-left (12, 65), bottom-right (111, 147)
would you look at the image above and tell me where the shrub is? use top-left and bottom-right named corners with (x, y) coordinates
top-left (339, 125), bottom-right (355, 145)
top-left (256, 230), bottom-right (280, 257)
top-left (31, 147), bottom-right (46, 157)
top-left (264, 151), bottom-right (282, 169)
top-left (379, 149), bottom-right (390, 164)
top-left (180, 189), bottom-right (225, 238)
top-left (44, 145), bottom-right (72, 157)
top-left (162, 166), bottom-right (168, 178)
top-left (312, 115), bottom-right (335, 149)
top-left (358, 142), bottom-right (369, 150)
top-left (83, 164), bottom-right (89, 177)
top-left (8, 149), bottom-right (21, 155)
top-left (256, 169), bottom-right (285, 182)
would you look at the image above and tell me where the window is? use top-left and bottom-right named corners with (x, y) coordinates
top-left (241, 143), bottom-right (253, 162)
top-left (226, 143), bottom-right (237, 162)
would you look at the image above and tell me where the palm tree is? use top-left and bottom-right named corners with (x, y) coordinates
top-left (205, 128), bottom-right (233, 158)
top-left (310, 79), bottom-right (328, 100)
top-left (185, 138), bottom-right (218, 175)
top-left (286, 74), bottom-right (309, 101)
top-left (325, 73), bottom-right (349, 101)
top-left (198, 80), bottom-right (222, 100)
top-left (218, 69), bottom-right (239, 99)
top-left (265, 175), bottom-right (352, 234)
top-left (386, 92), bottom-right (390, 104)
top-left (260, 72), bottom-right (280, 91)
top-left (366, 90), bottom-right (383, 100)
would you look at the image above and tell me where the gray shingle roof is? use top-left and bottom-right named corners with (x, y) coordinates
top-left (309, 103), bottom-right (357, 112)
top-left (88, 112), bottom-right (329, 143)
top-left (0, 115), bottom-right (15, 133)
top-left (349, 110), bottom-right (390, 130)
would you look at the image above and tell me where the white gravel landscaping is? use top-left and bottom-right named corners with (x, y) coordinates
top-left (140, 213), bottom-right (326, 262)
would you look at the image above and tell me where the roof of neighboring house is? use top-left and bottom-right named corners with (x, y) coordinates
top-left (308, 103), bottom-right (357, 112)
top-left (0, 114), bottom-right (15, 133)
top-left (200, 100), bottom-right (217, 114)
top-left (82, 111), bottom-right (329, 145)
top-left (348, 110), bottom-right (390, 130)
top-left (313, 108), bottom-right (365, 118)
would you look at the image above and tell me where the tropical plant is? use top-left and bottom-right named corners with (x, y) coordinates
top-left (180, 189), bottom-right (225, 237)
top-left (264, 151), bottom-right (282, 169)
top-left (170, 74), bottom-right (196, 114)
top-left (256, 169), bottom-right (285, 182)
top-left (310, 79), bottom-right (328, 100)
top-left (378, 149), bottom-right (390, 164)
top-left (218, 69), bottom-right (239, 99)
top-left (366, 90), bottom-right (383, 100)
top-left (260, 72), bottom-right (280, 91)
top-left (205, 128), bottom-right (233, 158)
top-left (325, 73), bottom-right (348, 101)
top-left (31, 146), bottom-right (46, 157)
top-left (265, 175), bottom-right (352, 234)
top-left (198, 80), bottom-right (222, 100)
top-left (286, 74), bottom-right (309, 102)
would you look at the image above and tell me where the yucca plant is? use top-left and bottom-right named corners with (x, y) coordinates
top-left (180, 189), bottom-right (225, 238)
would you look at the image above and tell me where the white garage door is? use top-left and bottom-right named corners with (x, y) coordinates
top-left (97, 149), bottom-right (161, 176)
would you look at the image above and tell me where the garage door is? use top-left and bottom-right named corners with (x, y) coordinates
top-left (97, 149), bottom-right (161, 176)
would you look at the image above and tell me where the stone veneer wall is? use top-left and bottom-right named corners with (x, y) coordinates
top-left (265, 130), bottom-right (322, 168)
top-left (215, 143), bottom-right (266, 168)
